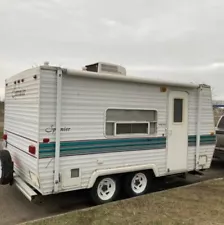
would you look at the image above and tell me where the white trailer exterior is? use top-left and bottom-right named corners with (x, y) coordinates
top-left (1, 62), bottom-right (216, 204)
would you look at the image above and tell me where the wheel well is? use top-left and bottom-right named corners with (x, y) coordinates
top-left (93, 169), bottom-right (156, 186)
top-left (120, 169), bottom-right (155, 178)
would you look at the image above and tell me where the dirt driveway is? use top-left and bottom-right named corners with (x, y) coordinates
top-left (0, 184), bottom-right (90, 225)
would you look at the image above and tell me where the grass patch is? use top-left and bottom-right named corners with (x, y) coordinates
top-left (26, 178), bottom-right (224, 225)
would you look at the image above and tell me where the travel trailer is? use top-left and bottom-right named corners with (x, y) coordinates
top-left (0, 62), bottom-right (216, 204)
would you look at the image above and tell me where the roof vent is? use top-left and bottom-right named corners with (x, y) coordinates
top-left (44, 61), bottom-right (50, 66)
top-left (84, 62), bottom-right (126, 75)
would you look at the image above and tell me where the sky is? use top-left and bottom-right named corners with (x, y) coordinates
top-left (1, 0), bottom-right (224, 100)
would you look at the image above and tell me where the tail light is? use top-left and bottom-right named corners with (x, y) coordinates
top-left (3, 134), bottom-right (7, 141)
top-left (29, 145), bottom-right (36, 155)
top-left (43, 138), bottom-right (50, 143)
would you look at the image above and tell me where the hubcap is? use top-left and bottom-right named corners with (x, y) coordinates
top-left (97, 178), bottom-right (116, 201)
top-left (131, 173), bottom-right (147, 194)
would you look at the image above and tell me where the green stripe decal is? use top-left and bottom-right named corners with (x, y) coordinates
top-left (39, 135), bottom-right (216, 158)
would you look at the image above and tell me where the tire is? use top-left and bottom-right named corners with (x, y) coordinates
top-left (124, 171), bottom-right (151, 197)
top-left (0, 150), bottom-right (14, 185)
top-left (90, 176), bottom-right (120, 205)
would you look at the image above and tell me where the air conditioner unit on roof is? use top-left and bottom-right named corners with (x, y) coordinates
top-left (84, 62), bottom-right (126, 76)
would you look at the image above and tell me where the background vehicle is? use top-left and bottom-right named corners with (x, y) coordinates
top-left (214, 115), bottom-right (224, 160)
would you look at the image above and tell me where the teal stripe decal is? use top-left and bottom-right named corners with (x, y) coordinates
top-left (39, 135), bottom-right (216, 158)
top-left (188, 135), bottom-right (216, 146)
top-left (39, 137), bottom-right (166, 158)
top-left (40, 137), bottom-right (166, 149)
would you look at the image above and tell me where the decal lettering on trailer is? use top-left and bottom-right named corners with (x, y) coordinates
top-left (45, 125), bottom-right (71, 133)
top-left (12, 88), bottom-right (26, 98)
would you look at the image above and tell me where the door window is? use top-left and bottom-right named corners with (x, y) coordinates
top-left (174, 99), bottom-right (183, 123)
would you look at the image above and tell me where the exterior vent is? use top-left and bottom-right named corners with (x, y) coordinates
top-left (101, 64), bottom-right (119, 73)
top-left (84, 62), bottom-right (126, 76)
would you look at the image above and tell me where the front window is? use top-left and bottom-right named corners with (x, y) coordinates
top-left (218, 116), bottom-right (224, 129)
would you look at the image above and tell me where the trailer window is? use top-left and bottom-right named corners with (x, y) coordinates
top-left (105, 109), bottom-right (157, 136)
top-left (116, 123), bottom-right (148, 135)
top-left (106, 122), bottom-right (114, 136)
top-left (174, 99), bottom-right (183, 123)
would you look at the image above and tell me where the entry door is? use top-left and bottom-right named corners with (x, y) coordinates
top-left (167, 91), bottom-right (188, 173)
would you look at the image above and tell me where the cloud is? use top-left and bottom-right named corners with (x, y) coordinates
top-left (101, 18), bottom-right (118, 27)
top-left (128, 62), bottom-right (224, 73)
top-left (0, 88), bottom-right (4, 100)
top-left (1, 0), bottom-right (224, 99)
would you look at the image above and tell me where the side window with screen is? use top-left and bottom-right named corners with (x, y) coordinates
top-left (105, 109), bottom-right (157, 136)
top-left (218, 116), bottom-right (224, 129)
top-left (174, 99), bottom-right (183, 123)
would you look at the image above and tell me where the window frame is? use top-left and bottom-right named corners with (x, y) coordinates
top-left (104, 108), bottom-right (158, 138)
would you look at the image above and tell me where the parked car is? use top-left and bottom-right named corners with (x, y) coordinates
top-left (214, 115), bottom-right (224, 160)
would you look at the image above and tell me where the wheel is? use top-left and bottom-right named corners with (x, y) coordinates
top-left (124, 171), bottom-right (151, 197)
top-left (0, 150), bottom-right (14, 185)
top-left (90, 176), bottom-right (120, 205)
